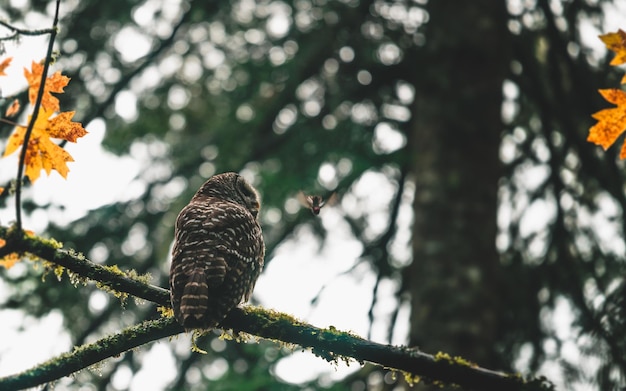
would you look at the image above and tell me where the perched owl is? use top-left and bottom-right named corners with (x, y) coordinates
top-left (169, 172), bottom-right (265, 330)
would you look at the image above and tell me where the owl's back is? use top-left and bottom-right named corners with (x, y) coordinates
top-left (170, 196), bottom-right (264, 329)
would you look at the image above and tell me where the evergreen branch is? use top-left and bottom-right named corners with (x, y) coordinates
top-left (0, 226), bottom-right (554, 390)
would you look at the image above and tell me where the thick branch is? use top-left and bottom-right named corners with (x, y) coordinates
top-left (0, 318), bottom-right (183, 390)
top-left (0, 226), bottom-right (169, 305)
top-left (0, 226), bottom-right (554, 390)
top-left (223, 308), bottom-right (553, 391)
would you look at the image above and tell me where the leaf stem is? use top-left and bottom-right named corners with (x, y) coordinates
top-left (0, 118), bottom-right (25, 128)
top-left (14, 0), bottom-right (60, 231)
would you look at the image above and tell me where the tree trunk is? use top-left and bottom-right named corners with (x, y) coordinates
top-left (406, 0), bottom-right (508, 373)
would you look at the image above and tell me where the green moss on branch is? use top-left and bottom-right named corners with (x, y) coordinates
top-left (0, 225), bottom-right (554, 391)
top-left (0, 318), bottom-right (184, 390)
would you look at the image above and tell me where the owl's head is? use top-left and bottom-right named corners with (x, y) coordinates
top-left (195, 172), bottom-right (261, 218)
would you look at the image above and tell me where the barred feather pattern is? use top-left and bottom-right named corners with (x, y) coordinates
top-left (169, 173), bottom-right (265, 330)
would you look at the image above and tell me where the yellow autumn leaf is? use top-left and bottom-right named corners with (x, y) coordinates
top-left (600, 30), bottom-right (626, 65)
top-left (3, 107), bottom-right (87, 182)
top-left (48, 111), bottom-right (88, 142)
top-left (0, 231), bottom-right (35, 269)
top-left (0, 253), bottom-right (21, 269)
top-left (0, 253), bottom-right (20, 269)
top-left (23, 61), bottom-right (70, 112)
top-left (0, 57), bottom-right (12, 76)
top-left (599, 29), bottom-right (626, 84)
top-left (0, 238), bottom-right (19, 269)
top-left (5, 99), bottom-right (20, 117)
top-left (588, 89), bottom-right (626, 158)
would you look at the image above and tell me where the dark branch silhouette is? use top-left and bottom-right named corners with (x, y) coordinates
top-left (0, 226), bottom-right (554, 391)
top-left (13, 0), bottom-right (61, 231)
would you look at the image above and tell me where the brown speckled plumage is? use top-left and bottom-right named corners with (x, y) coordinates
top-left (169, 172), bottom-right (265, 329)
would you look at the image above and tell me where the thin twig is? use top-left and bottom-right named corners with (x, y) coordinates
top-left (15, 0), bottom-right (60, 231)
top-left (0, 20), bottom-right (55, 40)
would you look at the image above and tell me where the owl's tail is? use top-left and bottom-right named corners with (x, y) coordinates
top-left (179, 268), bottom-right (210, 328)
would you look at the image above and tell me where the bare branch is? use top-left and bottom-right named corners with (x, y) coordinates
top-left (0, 20), bottom-right (55, 41)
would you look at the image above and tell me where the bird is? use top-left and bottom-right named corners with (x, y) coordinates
top-left (297, 191), bottom-right (338, 215)
top-left (169, 172), bottom-right (265, 330)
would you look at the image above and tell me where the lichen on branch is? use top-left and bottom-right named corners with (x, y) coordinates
top-left (0, 224), bottom-right (554, 391)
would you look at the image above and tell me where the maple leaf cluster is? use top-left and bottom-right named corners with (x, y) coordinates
top-left (1, 59), bottom-right (88, 182)
top-left (587, 29), bottom-right (626, 159)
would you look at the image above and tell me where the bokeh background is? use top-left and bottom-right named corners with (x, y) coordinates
top-left (2, 0), bottom-right (626, 390)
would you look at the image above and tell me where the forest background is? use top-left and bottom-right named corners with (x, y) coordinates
top-left (1, 0), bottom-right (626, 390)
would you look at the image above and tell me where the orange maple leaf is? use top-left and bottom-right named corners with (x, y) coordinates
top-left (588, 89), bottom-right (626, 158)
top-left (0, 57), bottom-right (12, 76)
top-left (599, 29), bottom-right (626, 84)
top-left (24, 61), bottom-right (70, 112)
top-left (5, 99), bottom-right (20, 117)
top-left (0, 252), bottom-right (20, 269)
top-left (3, 107), bottom-right (87, 182)
top-left (0, 231), bottom-right (36, 269)
top-left (600, 30), bottom-right (626, 66)
top-left (48, 111), bottom-right (88, 141)
top-left (0, 238), bottom-right (19, 269)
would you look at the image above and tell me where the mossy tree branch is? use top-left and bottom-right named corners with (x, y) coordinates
top-left (0, 318), bottom-right (183, 390)
top-left (0, 226), bottom-right (555, 391)
top-left (0, 226), bottom-right (169, 305)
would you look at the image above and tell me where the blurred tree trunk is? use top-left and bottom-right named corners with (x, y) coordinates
top-left (406, 0), bottom-right (508, 372)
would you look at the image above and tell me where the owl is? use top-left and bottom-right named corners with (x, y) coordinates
top-left (169, 172), bottom-right (265, 330)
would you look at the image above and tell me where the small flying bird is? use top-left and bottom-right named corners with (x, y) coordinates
top-left (297, 191), bottom-right (338, 215)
